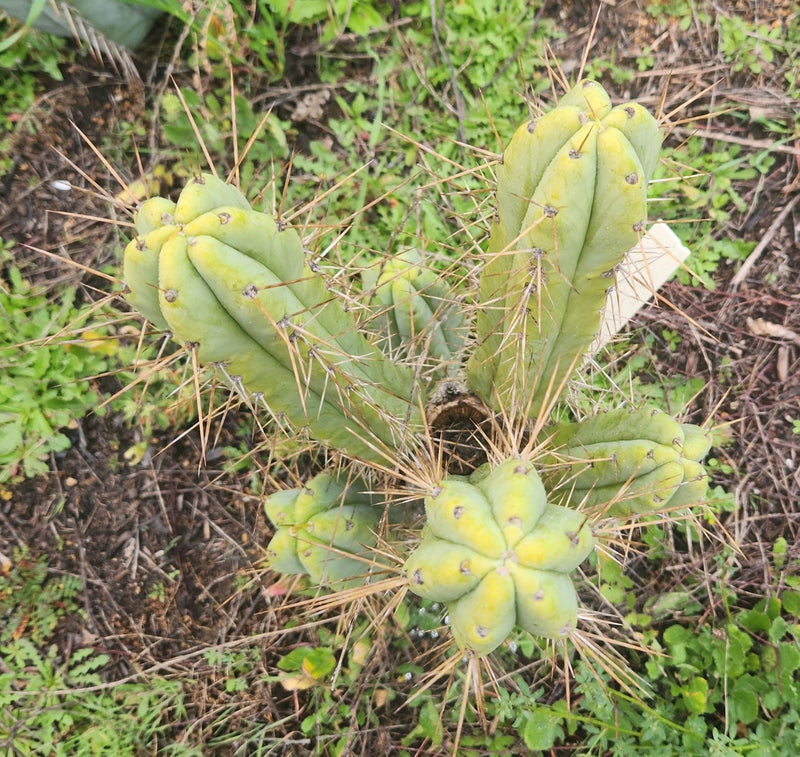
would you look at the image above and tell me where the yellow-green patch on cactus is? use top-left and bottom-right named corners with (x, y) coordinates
top-left (405, 539), bottom-right (497, 604)
top-left (472, 457), bottom-right (548, 547)
top-left (510, 566), bottom-right (580, 639)
top-left (447, 569), bottom-right (517, 656)
top-left (513, 505), bottom-right (594, 573)
top-left (424, 479), bottom-right (507, 559)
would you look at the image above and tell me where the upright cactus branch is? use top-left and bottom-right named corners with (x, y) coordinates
top-left (122, 173), bottom-right (424, 464)
top-left (466, 80), bottom-right (663, 419)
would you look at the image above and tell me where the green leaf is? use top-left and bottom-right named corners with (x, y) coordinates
top-left (730, 676), bottom-right (760, 724)
top-left (417, 699), bottom-right (443, 746)
top-left (782, 590), bottom-right (800, 617)
top-left (769, 615), bottom-right (790, 644)
top-left (681, 677), bottom-right (709, 715)
top-left (301, 647), bottom-right (336, 679)
top-left (739, 607), bottom-right (770, 633)
top-left (522, 708), bottom-right (564, 750)
top-left (277, 646), bottom-right (335, 679)
top-left (663, 625), bottom-right (692, 665)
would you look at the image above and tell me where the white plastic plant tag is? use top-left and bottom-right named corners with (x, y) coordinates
top-left (592, 221), bottom-right (692, 352)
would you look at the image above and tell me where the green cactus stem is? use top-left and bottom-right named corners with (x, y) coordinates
top-left (466, 80), bottom-right (663, 420)
top-left (362, 250), bottom-right (467, 379)
top-left (404, 457), bottom-right (596, 656)
top-left (546, 406), bottom-right (712, 516)
top-left (122, 173), bottom-right (424, 465)
top-left (263, 472), bottom-right (383, 587)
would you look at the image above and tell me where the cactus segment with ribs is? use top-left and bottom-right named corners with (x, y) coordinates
top-left (466, 80), bottom-right (663, 419)
top-left (404, 457), bottom-right (596, 655)
top-left (122, 173), bottom-right (423, 464)
top-left (263, 471), bottom-right (382, 586)
top-left (546, 406), bottom-right (712, 516)
top-left (362, 250), bottom-right (467, 378)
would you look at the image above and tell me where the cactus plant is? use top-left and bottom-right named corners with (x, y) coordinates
top-left (2, 0), bottom-right (161, 50)
top-left (122, 173), bottom-right (424, 465)
top-left (545, 406), bottom-right (712, 516)
top-left (362, 249), bottom-right (467, 379)
top-left (263, 471), bottom-right (383, 587)
top-left (466, 80), bottom-right (663, 420)
top-left (117, 80), bottom-right (715, 665)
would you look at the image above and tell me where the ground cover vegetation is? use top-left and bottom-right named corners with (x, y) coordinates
top-left (0, 0), bottom-right (799, 754)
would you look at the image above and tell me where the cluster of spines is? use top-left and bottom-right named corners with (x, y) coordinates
top-left (122, 173), bottom-right (423, 464)
top-left (404, 457), bottom-right (596, 656)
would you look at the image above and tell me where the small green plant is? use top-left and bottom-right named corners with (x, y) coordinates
top-left (717, 14), bottom-right (785, 76)
top-left (0, 548), bottom-right (81, 645)
top-left (0, 639), bottom-right (192, 755)
top-left (159, 86), bottom-right (288, 172)
top-left (0, 550), bottom-right (193, 754)
top-left (0, 245), bottom-right (111, 483)
top-left (113, 77), bottom-right (719, 748)
top-left (654, 137), bottom-right (771, 288)
top-left (0, 18), bottom-right (67, 173)
top-left (539, 592), bottom-right (800, 753)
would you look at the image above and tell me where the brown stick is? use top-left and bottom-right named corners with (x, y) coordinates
top-left (673, 127), bottom-right (800, 158)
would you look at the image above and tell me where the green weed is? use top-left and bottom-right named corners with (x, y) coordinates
top-left (0, 244), bottom-right (111, 483)
top-left (0, 548), bottom-right (81, 646)
top-left (655, 138), bottom-right (774, 287)
top-left (0, 640), bottom-right (193, 756)
top-left (717, 14), bottom-right (786, 76)
top-left (497, 573), bottom-right (800, 753)
top-left (0, 550), bottom-right (194, 755)
top-left (0, 19), bottom-right (68, 175)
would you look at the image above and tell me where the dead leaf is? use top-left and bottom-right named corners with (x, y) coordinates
top-left (746, 317), bottom-right (800, 347)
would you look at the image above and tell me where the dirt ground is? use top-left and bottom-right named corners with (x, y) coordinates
top-left (1, 0), bottom-right (798, 749)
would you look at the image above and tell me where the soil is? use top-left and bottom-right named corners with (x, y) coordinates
top-left (1, 1), bottom-right (798, 752)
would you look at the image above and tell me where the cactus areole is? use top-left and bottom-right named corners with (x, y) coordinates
top-left (404, 458), bottom-right (596, 656)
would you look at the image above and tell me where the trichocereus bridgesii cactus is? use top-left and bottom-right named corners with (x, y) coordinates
top-left (122, 173), bottom-right (423, 465)
top-left (362, 249), bottom-right (467, 381)
top-left (545, 406), bottom-right (712, 517)
top-left (117, 79), bottom-right (717, 661)
top-left (404, 457), bottom-right (596, 656)
top-left (263, 471), bottom-right (382, 587)
top-left (466, 79), bottom-right (663, 419)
